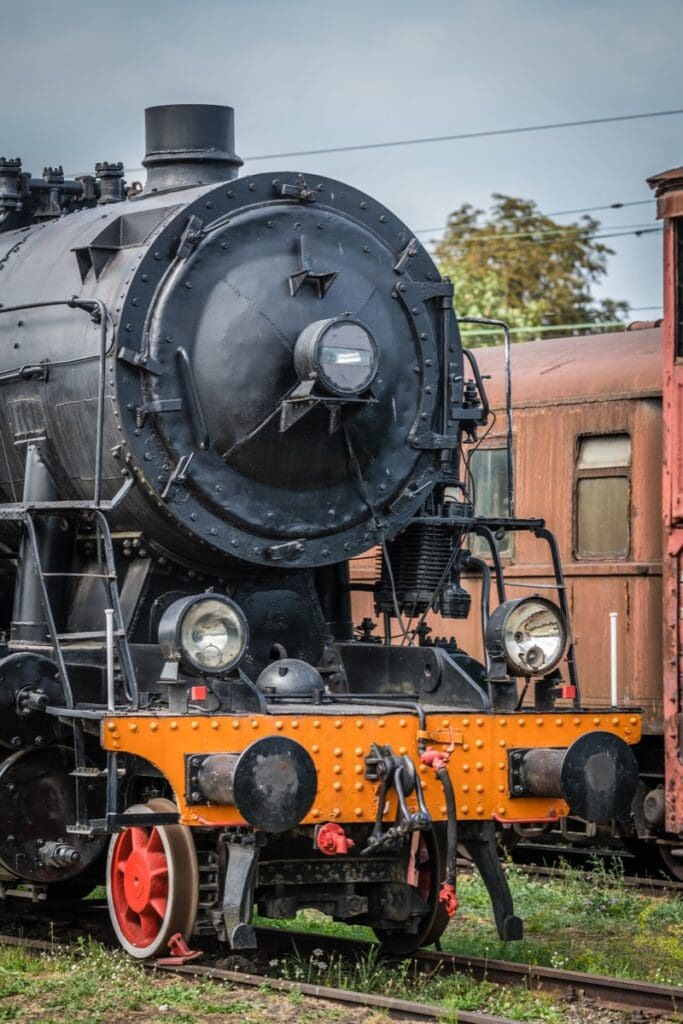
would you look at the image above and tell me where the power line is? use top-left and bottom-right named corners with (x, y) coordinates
top-left (432, 220), bottom-right (656, 245)
top-left (242, 107), bottom-right (683, 162)
top-left (68, 106), bottom-right (683, 177)
top-left (414, 199), bottom-right (653, 236)
top-left (458, 319), bottom-right (648, 337)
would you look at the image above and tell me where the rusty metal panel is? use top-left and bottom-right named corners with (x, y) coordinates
top-left (474, 329), bottom-right (661, 411)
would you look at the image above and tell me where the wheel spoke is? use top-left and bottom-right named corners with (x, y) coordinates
top-left (130, 827), bottom-right (149, 851)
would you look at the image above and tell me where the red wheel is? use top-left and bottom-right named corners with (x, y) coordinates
top-left (106, 798), bottom-right (199, 959)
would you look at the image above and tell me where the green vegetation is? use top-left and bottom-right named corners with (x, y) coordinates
top-left (1, 862), bottom-right (681, 1023)
top-left (433, 194), bottom-right (629, 345)
top-left (0, 938), bottom-right (349, 1024)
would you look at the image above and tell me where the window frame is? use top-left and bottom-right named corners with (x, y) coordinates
top-left (468, 443), bottom-right (515, 561)
top-left (573, 431), bottom-right (632, 562)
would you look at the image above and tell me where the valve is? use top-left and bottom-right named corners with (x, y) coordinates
top-left (439, 881), bottom-right (458, 917)
top-left (316, 822), bottom-right (355, 856)
top-left (420, 747), bottom-right (450, 773)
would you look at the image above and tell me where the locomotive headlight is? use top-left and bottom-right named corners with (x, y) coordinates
top-left (158, 595), bottom-right (248, 675)
top-left (294, 316), bottom-right (378, 397)
top-left (486, 597), bottom-right (568, 676)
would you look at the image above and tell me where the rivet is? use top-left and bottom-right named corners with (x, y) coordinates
top-left (334, 748), bottom-right (343, 757)
top-left (334, 782), bottom-right (342, 791)
top-left (519, 719), bottom-right (525, 728)
top-left (355, 808), bottom-right (363, 817)
top-left (112, 741), bottom-right (120, 749)
top-left (232, 720), bottom-right (240, 730)
top-left (475, 739), bottom-right (484, 748)
top-left (593, 717), bottom-right (601, 725)
top-left (463, 764), bottom-right (470, 773)
top-left (170, 721), bottom-right (178, 731)
top-left (461, 805), bottom-right (469, 814)
top-left (612, 716), bottom-right (620, 726)
top-left (442, 719), bottom-right (450, 727)
top-left (275, 721), bottom-right (283, 731)
top-left (498, 807), bottom-right (507, 816)
top-left (313, 720), bottom-right (321, 729)
top-left (311, 809), bottom-right (320, 819)
top-left (355, 764), bottom-right (363, 774)
top-left (211, 720), bottom-right (219, 730)
top-left (498, 785), bottom-right (505, 792)
top-left (334, 719), bottom-right (342, 729)
top-left (150, 722), bottom-right (158, 732)
top-left (499, 719), bottom-right (507, 727)
top-left (463, 743), bottom-right (469, 752)
top-left (476, 784), bottom-right (485, 794)
top-left (573, 717), bottom-right (581, 726)
top-left (399, 746), bottom-right (407, 754)
top-left (355, 747), bottom-right (363, 756)
top-left (355, 782), bottom-right (364, 791)
top-left (191, 721), bottom-right (199, 730)
top-left (129, 723), bottom-right (138, 732)
top-left (555, 718), bottom-right (563, 727)
top-left (399, 719), bottom-right (407, 728)
top-left (499, 739), bottom-right (507, 747)
top-left (462, 718), bottom-right (470, 727)
top-left (629, 716), bottom-right (638, 725)
top-left (291, 720), bottom-right (299, 729)
top-left (107, 722), bottom-right (117, 732)
top-left (331, 808), bottom-right (340, 818)
top-left (625, 727), bottom-right (632, 735)
top-left (476, 762), bottom-right (484, 771)
top-left (312, 744), bottom-right (320, 753)
top-left (333, 765), bottom-right (342, 775)
top-left (537, 719), bottom-right (544, 727)
top-left (420, 764), bottom-right (427, 773)
top-left (476, 805), bottom-right (484, 816)
top-left (251, 720), bottom-right (259, 729)
top-left (462, 784), bottom-right (469, 793)
top-left (476, 718), bottom-right (484, 727)
top-left (379, 719), bottom-right (385, 727)
top-left (356, 719), bottom-right (364, 729)
top-left (498, 762), bottom-right (505, 770)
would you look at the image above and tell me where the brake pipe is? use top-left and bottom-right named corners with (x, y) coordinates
top-left (421, 748), bottom-right (458, 916)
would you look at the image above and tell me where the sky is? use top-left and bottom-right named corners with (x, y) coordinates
top-left (2, 0), bottom-right (682, 319)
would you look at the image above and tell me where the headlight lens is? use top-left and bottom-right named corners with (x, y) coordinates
top-left (487, 597), bottom-right (568, 676)
top-left (294, 316), bottom-right (378, 397)
top-left (159, 595), bottom-right (248, 675)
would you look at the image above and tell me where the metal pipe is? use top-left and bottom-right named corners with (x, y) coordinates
top-left (105, 608), bottom-right (115, 712)
top-left (610, 611), bottom-right (618, 707)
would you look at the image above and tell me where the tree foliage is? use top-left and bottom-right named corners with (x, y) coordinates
top-left (433, 194), bottom-right (629, 345)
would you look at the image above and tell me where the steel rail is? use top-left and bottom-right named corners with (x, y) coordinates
top-left (255, 927), bottom-right (683, 1014)
top-left (0, 932), bottom-right (521, 1024)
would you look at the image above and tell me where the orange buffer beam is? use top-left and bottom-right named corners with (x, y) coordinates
top-left (101, 710), bottom-right (641, 828)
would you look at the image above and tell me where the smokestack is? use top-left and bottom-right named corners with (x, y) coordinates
top-left (142, 104), bottom-right (242, 193)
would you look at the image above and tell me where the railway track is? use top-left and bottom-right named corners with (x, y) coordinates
top-left (1, 902), bottom-right (681, 1019)
top-left (255, 926), bottom-right (683, 1015)
top-left (454, 857), bottom-right (683, 895)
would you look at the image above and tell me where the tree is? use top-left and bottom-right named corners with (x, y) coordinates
top-left (433, 194), bottom-right (629, 346)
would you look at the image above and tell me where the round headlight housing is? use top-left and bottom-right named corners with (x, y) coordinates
top-left (158, 594), bottom-right (248, 676)
top-left (294, 316), bottom-right (378, 397)
top-left (486, 597), bottom-right (568, 676)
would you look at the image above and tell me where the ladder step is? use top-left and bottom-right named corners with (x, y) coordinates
top-left (70, 767), bottom-right (108, 778)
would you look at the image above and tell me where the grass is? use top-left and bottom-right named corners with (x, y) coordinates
top-left (0, 937), bottom-right (348, 1024)
top-left (259, 857), bottom-right (683, 1020)
top-left (2, 861), bottom-right (682, 1023)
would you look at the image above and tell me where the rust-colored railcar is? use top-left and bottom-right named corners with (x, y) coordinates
top-left (350, 327), bottom-right (671, 867)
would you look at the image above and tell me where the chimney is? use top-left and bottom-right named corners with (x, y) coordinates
top-left (142, 104), bottom-right (242, 193)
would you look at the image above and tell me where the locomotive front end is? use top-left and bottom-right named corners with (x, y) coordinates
top-left (0, 103), bottom-right (641, 958)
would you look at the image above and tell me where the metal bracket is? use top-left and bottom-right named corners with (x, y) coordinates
top-left (118, 347), bottom-right (164, 376)
top-left (288, 233), bottom-right (337, 298)
top-left (160, 452), bottom-right (195, 501)
top-left (135, 398), bottom-right (183, 428)
top-left (221, 833), bottom-right (259, 949)
top-left (175, 215), bottom-right (204, 259)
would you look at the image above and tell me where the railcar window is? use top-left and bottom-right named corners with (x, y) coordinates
top-left (469, 447), bottom-right (513, 558)
top-left (575, 434), bottom-right (631, 559)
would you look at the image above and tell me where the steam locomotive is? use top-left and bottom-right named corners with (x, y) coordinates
top-left (0, 104), bottom-right (641, 959)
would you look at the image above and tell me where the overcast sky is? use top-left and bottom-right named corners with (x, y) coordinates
top-left (2, 0), bottom-right (681, 318)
